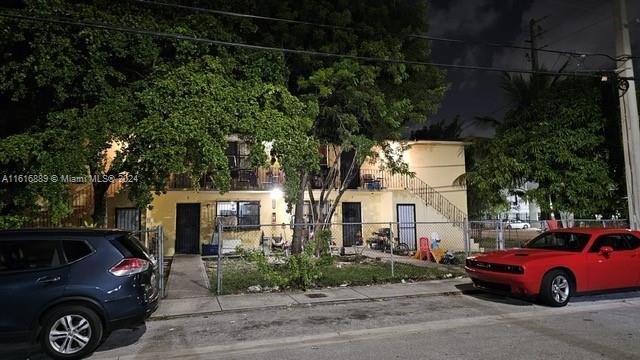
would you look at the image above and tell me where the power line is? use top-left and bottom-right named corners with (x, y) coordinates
top-left (135, 0), bottom-right (631, 62)
top-left (134, 0), bottom-right (352, 31)
top-left (0, 12), bottom-right (615, 79)
top-left (545, 16), bottom-right (611, 48)
top-left (410, 34), bottom-right (624, 62)
top-left (535, 0), bottom-right (609, 39)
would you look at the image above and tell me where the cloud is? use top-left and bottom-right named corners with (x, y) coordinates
top-left (425, 0), bottom-right (640, 138)
top-left (429, 1), bottom-right (501, 36)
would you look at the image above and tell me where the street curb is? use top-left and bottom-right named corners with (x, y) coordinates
top-left (148, 288), bottom-right (481, 321)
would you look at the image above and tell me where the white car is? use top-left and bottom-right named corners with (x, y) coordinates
top-left (505, 220), bottom-right (530, 229)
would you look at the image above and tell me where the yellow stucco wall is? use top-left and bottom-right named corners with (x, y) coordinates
top-left (107, 187), bottom-right (465, 255)
top-left (145, 191), bottom-right (292, 256)
top-left (398, 141), bottom-right (468, 214)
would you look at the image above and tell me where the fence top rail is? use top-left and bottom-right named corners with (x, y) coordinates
top-left (469, 219), bottom-right (628, 222)
top-left (220, 221), bottom-right (469, 228)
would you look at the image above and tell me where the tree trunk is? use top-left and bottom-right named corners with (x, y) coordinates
top-left (92, 181), bottom-right (110, 228)
top-left (291, 172), bottom-right (309, 254)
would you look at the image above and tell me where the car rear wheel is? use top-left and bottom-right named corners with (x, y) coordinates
top-left (41, 305), bottom-right (103, 360)
top-left (523, 224), bottom-right (529, 229)
top-left (540, 270), bottom-right (572, 307)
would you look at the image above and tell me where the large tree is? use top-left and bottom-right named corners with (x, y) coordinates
top-left (214, 0), bottom-right (447, 252)
top-left (468, 77), bottom-right (622, 219)
top-left (0, 1), bottom-right (316, 227)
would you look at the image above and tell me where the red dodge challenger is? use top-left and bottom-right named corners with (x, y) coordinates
top-left (465, 228), bottom-right (640, 306)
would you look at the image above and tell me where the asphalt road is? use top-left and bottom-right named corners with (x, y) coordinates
top-left (6, 288), bottom-right (640, 360)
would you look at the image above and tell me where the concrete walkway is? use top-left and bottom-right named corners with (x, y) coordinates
top-left (164, 255), bottom-right (211, 299)
top-left (360, 247), bottom-right (443, 268)
top-left (153, 278), bottom-right (471, 319)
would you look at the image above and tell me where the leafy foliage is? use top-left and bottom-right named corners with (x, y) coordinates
top-left (0, 1), bottom-right (316, 225)
top-left (219, 1), bottom-right (447, 251)
top-left (468, 78), bottom-right (617, 217)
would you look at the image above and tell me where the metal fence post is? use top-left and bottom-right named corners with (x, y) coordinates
top-left (389, 222), bottom-right (394, 278)
top-left (157, 225), bottom-right (165, 298)
top-left (216, 222), bottom-right (224, 295)
top-left (497, 220), bottom-right (505, 250)
top-left (463, 219), bottom-right (470, 255)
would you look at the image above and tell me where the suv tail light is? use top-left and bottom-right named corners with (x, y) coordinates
top-left (109, 258), bottom-right (149, 276)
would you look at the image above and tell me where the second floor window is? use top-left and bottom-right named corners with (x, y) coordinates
top-left (226, 141), bottom-right (251, 170)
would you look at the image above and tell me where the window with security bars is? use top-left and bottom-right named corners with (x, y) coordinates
top-left (115, 208), bottom-right (141, 231)
top-left (216, 201), bottom-right (260, 228)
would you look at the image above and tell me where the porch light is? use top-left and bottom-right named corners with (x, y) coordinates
top-left (271, 187), bottom-right (283, 199)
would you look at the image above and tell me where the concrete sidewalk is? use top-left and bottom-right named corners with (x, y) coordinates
top-left (153, 278), bottom-right (471, 319)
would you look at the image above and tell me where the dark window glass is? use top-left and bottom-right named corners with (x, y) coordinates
top-left (0, 240), bottom-right (61, 272)
top-left (524, 232), bottom-right (590, 252)
top-left (625, 234), bottom-right (640, 250)
top-left (589, 235), bottom-right (632, 252)
top-left (238, 201), bottom-right (260, 226)
top-left (63, 241), bottom-right (92, 263)
top-left (216, 201), bottom-right (260, 228)
top-left (110, 235), bottom-right (150, 260)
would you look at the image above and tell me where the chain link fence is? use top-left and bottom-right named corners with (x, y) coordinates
top-left (205, 219), bottom-right (630, 294)
top-left (208, 221), bottom-right (472, 294)
top-left (469, 219), bottom-right (629, 252)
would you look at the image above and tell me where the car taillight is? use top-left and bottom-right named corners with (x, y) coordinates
top-left (109, 258), bottom-right (149, 276)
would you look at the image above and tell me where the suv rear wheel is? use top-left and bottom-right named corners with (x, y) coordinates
top-left (41, 305), bottom-right (103, 360)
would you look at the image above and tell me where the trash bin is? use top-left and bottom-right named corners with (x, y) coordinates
top-left (202, 244), bottom-right (218, 256)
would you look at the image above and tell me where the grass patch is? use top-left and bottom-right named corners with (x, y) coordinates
top-left (209, 256), bottom-right (465, 295)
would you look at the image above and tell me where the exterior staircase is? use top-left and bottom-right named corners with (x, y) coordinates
top-left (360, 169), bottom-right (467, 225)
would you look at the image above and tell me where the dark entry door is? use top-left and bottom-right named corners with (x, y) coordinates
top-left (397, 204), bottom-right (417, 250)
top-left (342, 202), bottom-right (362, 247)
top-left (176, 204), bottom-right (200, 254)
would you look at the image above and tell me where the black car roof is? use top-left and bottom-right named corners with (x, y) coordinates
top-left (0, 228), bottom-right (130, 239)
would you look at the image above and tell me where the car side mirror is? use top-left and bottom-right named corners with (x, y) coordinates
top-left (599, 246), bottom-right (614, 256)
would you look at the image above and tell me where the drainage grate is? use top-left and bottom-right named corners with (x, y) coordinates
top-left (305, 293), bottom-right (328, 298)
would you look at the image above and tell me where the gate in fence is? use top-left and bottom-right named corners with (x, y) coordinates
top-left (131, 225), bottom-right (166, 299)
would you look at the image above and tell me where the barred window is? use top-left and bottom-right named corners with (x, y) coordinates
top-left (216, 201), bottom-right (260, 229)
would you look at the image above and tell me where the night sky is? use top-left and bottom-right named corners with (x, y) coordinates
top-left (426, 0), bottom-right (640, 138)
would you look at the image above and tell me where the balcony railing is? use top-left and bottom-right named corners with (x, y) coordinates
top-left (168, 167), bottom-right (285, 191)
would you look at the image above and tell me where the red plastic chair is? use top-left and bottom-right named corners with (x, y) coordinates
top-left (418, 237), bottom-right (431, 261)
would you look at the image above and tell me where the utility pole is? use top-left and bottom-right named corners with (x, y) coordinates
top-left (614, 0), bottom-right (640, 230)
top-left (526, 16), bottom-right (548, 74)
top-left (529, 18), bottom-right (540, 72)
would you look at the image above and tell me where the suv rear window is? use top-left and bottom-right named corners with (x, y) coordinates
top-left (110, 235), bottom-right (151, 260)
top-left (0, 240), bottom-right (62, 272)
top-left (62, 240), bottom-right (93, 262)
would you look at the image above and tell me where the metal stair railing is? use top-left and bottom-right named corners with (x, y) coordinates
top-left (360, 169), bottom-right (467, 225)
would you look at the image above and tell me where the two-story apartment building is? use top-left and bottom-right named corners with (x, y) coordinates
top-left (105, 140), bottom-right (469, 256)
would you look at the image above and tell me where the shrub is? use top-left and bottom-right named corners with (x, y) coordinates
top-left (315, 228), bottom-right (332, 256)
top-left (286, 253), bottom-right (321, 290)
top-left (236, 246), bottom-right (287, 288)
